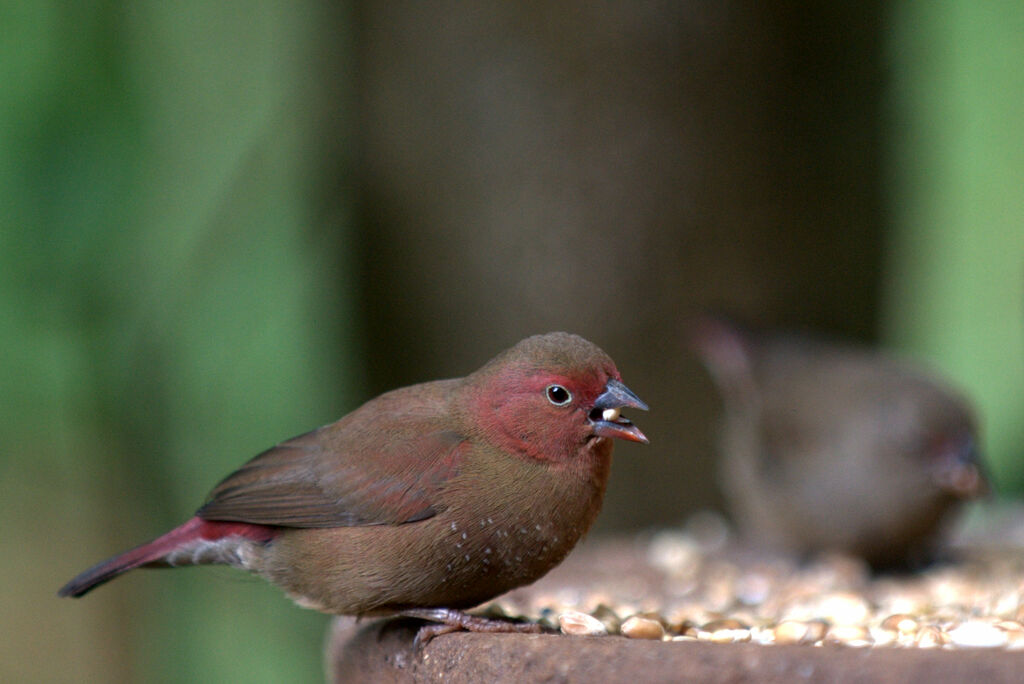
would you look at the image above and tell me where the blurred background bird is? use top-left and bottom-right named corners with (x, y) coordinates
top-left (691, 316), bottom-right (987, 569)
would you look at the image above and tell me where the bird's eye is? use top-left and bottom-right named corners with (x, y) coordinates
top-left (545, 384), bottom-right (572, 406)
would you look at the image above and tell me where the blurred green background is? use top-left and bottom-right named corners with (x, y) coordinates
top-left (2, 2), bottom-right (1021, 682)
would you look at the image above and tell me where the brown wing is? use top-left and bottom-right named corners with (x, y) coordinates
top-left (196, 387), bottom-right (467, 527)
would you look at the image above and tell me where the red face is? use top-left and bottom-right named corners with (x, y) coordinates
top-left (471, 363), bottom-right (647, 463)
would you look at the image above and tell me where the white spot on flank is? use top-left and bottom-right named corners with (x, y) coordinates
top-left (461, 532), bottom-right (467, 540)
top-left (165, 539), bottom-right (242, 567)
top-left (291, 594), bottom-right (327, 611)
top-left (484, 547), bottom-right (492, 554)
top-left (450, 522), bottom-right (457, 531)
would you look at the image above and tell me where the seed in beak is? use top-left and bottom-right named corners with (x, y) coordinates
top-left (601, 408), bottom-right (621, 422)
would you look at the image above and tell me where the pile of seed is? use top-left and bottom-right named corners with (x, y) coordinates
top-left (487, 512), bottom-right (1024, 651)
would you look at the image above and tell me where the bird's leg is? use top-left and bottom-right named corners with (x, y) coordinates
top-left (400, 608), bottom-right (544, 649)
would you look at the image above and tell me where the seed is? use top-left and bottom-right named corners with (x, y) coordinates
top-left (590, 604), bottom-right (622, 634)
top-left (704, 628), bottom-right (751, 644)
top-left (870, 627), bottom-right (897, 647)
top-left (947, 620), bottom-right (1009, 648)
top-left (773, 620), bottom-right (826, 645)
top-left (880, 613), bottom-right (919, 634)
top-left (679, 624), bottom-right (700, 638)
top-left (914, 625), bottom-right (946, 648)
top-left (699, 619), bottom-right (751, 644)
top-left (665, 606), bottom-right (718, 633)
top-left (1000, 623), bottom-right (1024, 651)
top-left (621, 616), bottom-right (665, 640)
top-left (706, 617), bottom-right (747, 630)
top-left (818, 592), bottom-right (872, 625)
top-left (825, 624), bottom-right (873, 647)
top-left (750, 626), bottom-right (775, 645)
top-left (772, 620), bottom-right (805, 645)
top-left (558, 610), bottom-right (608, 636)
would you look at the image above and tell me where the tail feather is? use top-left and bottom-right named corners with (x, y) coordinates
top-left (58, 517), bottom-right (276, 598)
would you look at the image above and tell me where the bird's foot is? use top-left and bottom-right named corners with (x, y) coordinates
top-left (400, 608), bottom-right (544, 649)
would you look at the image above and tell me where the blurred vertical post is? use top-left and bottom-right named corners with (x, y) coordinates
top-left (883, 1), bottom-right (1024, 492)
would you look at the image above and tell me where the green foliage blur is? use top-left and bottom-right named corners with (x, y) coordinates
top-left (1, 3), bottom-right (357, 682)
top-left (882, 0), bottom-right (1024, 493)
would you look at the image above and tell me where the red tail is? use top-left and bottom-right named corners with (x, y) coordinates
top-left (58, 517), bottom-right (277, 598)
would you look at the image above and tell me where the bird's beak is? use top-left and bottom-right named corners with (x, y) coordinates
top-left (589, 378), bottom-right (649, 444)
top-left (932, 436), bottom-right (989, 498)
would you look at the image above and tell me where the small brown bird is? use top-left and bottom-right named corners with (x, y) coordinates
top-left (59, 333), bottom-right (647, 639)
top-left (691, 317), bottom-right (984, 568)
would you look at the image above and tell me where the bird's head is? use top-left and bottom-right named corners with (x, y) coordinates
top-left (463, 332), bottom-right (648, 463)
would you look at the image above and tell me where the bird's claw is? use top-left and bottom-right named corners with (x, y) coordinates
top-left (400, 608), bottom-right (545, 650)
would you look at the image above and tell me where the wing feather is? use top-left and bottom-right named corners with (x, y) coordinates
top-left (196, 382), bottom-right (467, 528)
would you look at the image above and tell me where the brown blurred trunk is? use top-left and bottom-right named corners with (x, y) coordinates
top-left (345, 1), bottom-right (884, 530)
